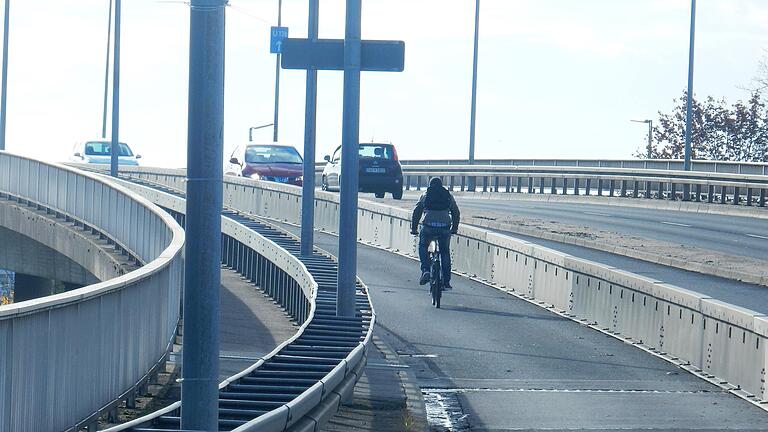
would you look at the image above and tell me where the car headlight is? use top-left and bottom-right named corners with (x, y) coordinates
top-left (296, 176), bottom-right (303, 182)
top-left (250, 173), bottom-right (261, 180)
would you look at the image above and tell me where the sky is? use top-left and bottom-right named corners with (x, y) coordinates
top-left (2, 0), bottom-right (768, 167)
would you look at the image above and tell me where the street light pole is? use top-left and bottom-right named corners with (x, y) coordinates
top-left (0, 0), bottom-right (10, 151)
top-left (467, 0), bottom-right (480, 191)
top-left (249, 123), bottom-right (273, 142)
top-left (300, 0), bottom-right (319, 257)
top-left (101, 0), bottom-right (113, 139)
top-left (683, 0), bottom-right (696, 200)
top-left (109, 0), bottom-right (121, 178)
top-left (631, 119), bottom-right (653, 159)
top-left (182, 0), bottom-right (225, 429)
top-left (272, 0), bottom-right (282, 142)
top-left (337, 0), bottom-right (362, 317)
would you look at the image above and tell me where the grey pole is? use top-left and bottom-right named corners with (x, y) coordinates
top-left (249, 123), bottom-right (273, 142)
top-left (0, 0), bottom-right (10, 151)
top-left (182, 0), bottom-right (225, 429)
top-left (109, 0), bottom-right (121, 178)
top-left (683, 0), bottom-right (696, 200)
top-left (101, 0), bottom-right (113, 139)
top-left (337, 0), bottom-right (361, 317)
top-left (647, 119), bottom-right (653, 159)
top-left (467, 0), bottom-right (480, 191)
top-left (272, 0), bottom-right (282, 142)
top-left (300, 0), bottom-right (319, 257)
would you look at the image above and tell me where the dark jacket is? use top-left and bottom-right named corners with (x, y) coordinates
top-left (411, 185), bottom-right (460, 233)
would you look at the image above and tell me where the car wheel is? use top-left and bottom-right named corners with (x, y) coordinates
top-left (375, 192), bottom-right (386, 199)
top-left (321, 176), bottom-right (328, 191)
top-left (392, 187), bottom-right (403, 200)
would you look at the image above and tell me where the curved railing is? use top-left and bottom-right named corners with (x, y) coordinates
top-left (400, 165), bottom-right (768, 209)
top-left (97, 164), bottom-right (768, 416)
top-left (0, 152), bottom-right (184, 432)
top-left (96, 176), bottom-right (375, 432)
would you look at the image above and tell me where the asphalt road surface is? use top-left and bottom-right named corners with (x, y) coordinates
top-left (451, 197), bottom-right (768, 261)
top-left (282, 224), bottom-right (768, 431)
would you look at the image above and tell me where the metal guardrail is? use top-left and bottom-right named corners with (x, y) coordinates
top-left (400, 165), bottom-right (768, 207)
top-left (398, 158), bottom-right (768, 175)
top-left (0, 153), bottom-right (184, 432)
top-left (97, 165), bottom-right (768, 411)
top-left (95, 176), bottom-right (375, 432)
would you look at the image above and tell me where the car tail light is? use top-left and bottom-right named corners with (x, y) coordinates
top-left (392, 146), bottom-right (399, 161)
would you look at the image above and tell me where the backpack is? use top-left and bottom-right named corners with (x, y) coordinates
top-left (424, 185), bottom-right (451, 211)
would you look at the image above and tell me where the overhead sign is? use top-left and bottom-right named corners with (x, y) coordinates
top-left (270, 26), bottom-right (289, 54)
top-left (281, 39), bottom-right (405, 72)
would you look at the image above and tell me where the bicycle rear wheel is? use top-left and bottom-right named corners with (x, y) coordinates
top-left (431, 259), bottom-right (442, 308)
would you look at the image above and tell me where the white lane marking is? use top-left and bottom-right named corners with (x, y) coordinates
top-left (582, 211), bottom-right (611, 217)
top-left (660, 221), bottom-right (691, 228)
top-left (746, 233), bottom-right (768, 240)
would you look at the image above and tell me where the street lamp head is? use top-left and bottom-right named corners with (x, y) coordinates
top-left (249, 123), bottom-right (275, 141)
top-left (630, 119), bottom-right (651, 124)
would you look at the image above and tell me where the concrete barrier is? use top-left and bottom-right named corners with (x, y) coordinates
top-left (113, 166), bottom-right (768, 404)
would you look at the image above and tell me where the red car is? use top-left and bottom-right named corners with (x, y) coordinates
top-left (226, 144), bottom-right (304, 186)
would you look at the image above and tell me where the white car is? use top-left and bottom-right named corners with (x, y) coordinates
top-left (69, 140), bottom-right (141, 166)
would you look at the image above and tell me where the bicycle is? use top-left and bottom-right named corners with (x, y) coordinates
top-left (427, 239), bottom-right (443, 308)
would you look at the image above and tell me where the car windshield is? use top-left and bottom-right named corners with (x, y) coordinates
top-left (84, 141), bottom-right (133, 157)
top-left (245, 145), bottom-right (303, 164)
top-left (359, 144), bottom-right (394, 160)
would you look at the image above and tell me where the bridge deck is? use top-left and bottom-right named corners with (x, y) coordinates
top-left (290, 225), bottom-right (768, 431)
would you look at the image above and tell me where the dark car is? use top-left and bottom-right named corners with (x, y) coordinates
top-left (226, 144), bottom-right (304, 186)
top-left (321, 143), bottom-right (404, 199)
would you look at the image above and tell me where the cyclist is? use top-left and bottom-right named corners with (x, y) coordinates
top-left (410, 177), bottom-right (461, 289)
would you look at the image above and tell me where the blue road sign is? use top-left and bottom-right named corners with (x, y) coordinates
top-left (270, 26), bottom-right (289, 54)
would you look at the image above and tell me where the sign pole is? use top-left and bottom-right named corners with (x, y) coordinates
top-left (337, 0), bottom-right (362, 317)
top-left (101, 0), bottom-right (113, 139)
top-left (273, 0), bottom-right (283, 142)
top-left (182, 0), bottom-right (225, 429)
top-left (300, 0), bottom-right (319, 257)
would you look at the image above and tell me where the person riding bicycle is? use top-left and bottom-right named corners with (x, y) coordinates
top-left (411, 177), bottom-right (461, 289)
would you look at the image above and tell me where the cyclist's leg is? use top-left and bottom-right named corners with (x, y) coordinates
top-left (437, 228), bottom-right (452, 285)
top-left (418, 226), bottom-right (433, 281)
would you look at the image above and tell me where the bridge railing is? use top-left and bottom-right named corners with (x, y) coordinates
top-left (399, 158), bottom-right (768, 175)
top-left (97, 175), bottom-right (374, 432)
top-left (400, 165), bottom-right (768, 209)
top-left (212, 174), bottom-right (768, 408)
top-left (105, 165), bottom-right (768, 409)
top-left (0, 152), bottom-right (184, 432)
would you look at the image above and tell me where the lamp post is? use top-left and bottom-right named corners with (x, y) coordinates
top-left (0, 0), bottom-right (10, 151)
top-left (101, 0), bottom-right (113, 139)
top-left (249, 123), bottom-right (274, 141)
top-left (631, 119), bottom-right (653, 159)
top-left (109, 0), bottom-right (121, 178)
top-left (272, 0), bottom-right (282, 142)
top-left (467, 0), bottom-right (480, 191)
top-left (683, 0), bottom-right (696, 200)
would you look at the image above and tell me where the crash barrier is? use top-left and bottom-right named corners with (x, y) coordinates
top-left (103, 166), bottom-right (768, 405)
top-left (398, 158), bottom-right (768, 175)
top-left (0, 153), bottom-right (184, 432)
top-left (400, 165), bottom-right (768, 208)
top-left (97, 177), bottom-right (375, 432)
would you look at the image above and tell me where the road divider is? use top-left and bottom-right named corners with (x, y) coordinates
top-left (112, 166), bottom-right (768, 410)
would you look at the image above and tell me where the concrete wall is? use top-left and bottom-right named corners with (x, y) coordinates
top-left (0, 226), bottom-right (98, 286)
top-left (0, 200), bottom-right (125, 283)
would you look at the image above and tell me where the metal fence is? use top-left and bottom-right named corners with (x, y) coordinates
top-left (401, 165), bottom-right (768, 208)
top-left (399, 158), bottom-right (768, 175)
top-left (98, 176), bottom-right (375, 432)
top-left (0, 152), bottom-right (184, 432)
